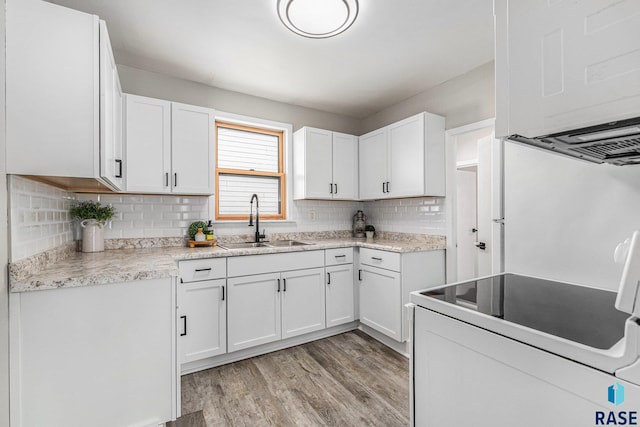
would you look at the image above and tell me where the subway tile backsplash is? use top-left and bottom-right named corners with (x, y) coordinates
top-left (8, 176), bottom-right (446, 262)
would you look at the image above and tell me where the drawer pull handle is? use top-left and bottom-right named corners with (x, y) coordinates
top-left (371, 257), bottom-right (383, 261)
top-left (221, 286), bottom-right (225, 301)
top-left (180, 315), bottom-right (187, 336)
top-left (327, 272), bottom-right (331, 285)
top-left (334, 254), bottom-right (347, 258)
top-left (195, 268), bottom-right (212, 272)
top-left (358, 269), bottom-right (362, 281)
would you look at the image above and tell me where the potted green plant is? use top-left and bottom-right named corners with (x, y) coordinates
top-left (365, 224), bottom-right (375, 240)
top-left (70, 200), bottom-right (117, 253)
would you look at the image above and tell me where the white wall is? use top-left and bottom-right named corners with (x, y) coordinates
top-left (0, 0), bottom-right (9, 423)
top-left (118, 65), bottom-right (362, 135)
top-left (360, 61), bottom-right (495, 133)
top-left (504, 142), bottom-right (640, 290)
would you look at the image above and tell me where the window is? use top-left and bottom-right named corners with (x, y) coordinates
top-left (215, 122), bottom-right (286, 220)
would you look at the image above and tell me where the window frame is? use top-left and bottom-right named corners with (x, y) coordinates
top-left (215, 121), bottom-right (287, 221)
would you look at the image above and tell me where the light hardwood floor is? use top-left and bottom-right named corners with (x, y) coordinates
top-left (169, 330), bottom-right (410, 426)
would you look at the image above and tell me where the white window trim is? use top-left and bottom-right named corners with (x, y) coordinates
top-left (210, 111), bottom-right (294, 223)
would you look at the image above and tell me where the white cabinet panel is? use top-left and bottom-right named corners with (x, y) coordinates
top-left (99, 21), bottom-right (124, 190)
top-left (326, 264), bottom-right (355, 328)
top-left (293, 127), bottom-right (358, 200)
top-left (359, 265), bottom-right (402, 341)
top-left (281, 268), bottom-right (326, 339)
top-left (358, 128), bottom-right (388, 199)
top-left (495, 0), bottom-right (640, 138)
top-left (7, 0), bottom-right (99, 179)
top-left (171, 103), bottom-right (216, 194)
top-left (178, 279), bottom-right (226, 364)
top-left (388, 114), bottom-right (425, 197)
top-left (10, 279), bottom-right (176, 427)
top-left (125, 94), bottom-right (172, 193)
top-left (227, 273), bottom-right (281, 352)
top-left (332, 132), bottom-right (358, 200)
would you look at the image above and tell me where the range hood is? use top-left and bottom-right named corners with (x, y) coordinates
top-left (508, 117), bottom-right (640, 166)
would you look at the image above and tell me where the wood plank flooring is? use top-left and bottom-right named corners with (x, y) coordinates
top-left (169, 330), bottom-right (410, 427)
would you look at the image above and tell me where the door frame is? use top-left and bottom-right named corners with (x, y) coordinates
top-left (444, 118), bottom-right (501, 283)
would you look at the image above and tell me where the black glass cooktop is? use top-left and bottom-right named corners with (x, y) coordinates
top-left (419, 273), bottom-right (629, 350)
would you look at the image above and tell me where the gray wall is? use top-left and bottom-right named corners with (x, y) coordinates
top-left (1, 0), bottom-right (10, 424)
top-left (360, 61), bottom-right (495, 133)
top-left (118, 65), bottom-right (362, 135)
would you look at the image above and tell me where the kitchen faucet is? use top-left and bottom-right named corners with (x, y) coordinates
top-left (248, 193), bottom-right (266, 243)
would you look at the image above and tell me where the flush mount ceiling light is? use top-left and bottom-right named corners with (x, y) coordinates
top-left (277, 0), bottom-right (359, 39)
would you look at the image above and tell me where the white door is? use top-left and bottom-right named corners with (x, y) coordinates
top-left (332, 132), bottom-right (358, 200)
top-left (359, 128), bottom-right (388, 199)
top-left (388, 113), bottom-right (425, 198)
top-left (227, 273), bottom-right (281, 352)
top-left (476, 136), bottom-right (493, 277)
top-left (178, 279), bottom-right (226, 364)
top-left (125, 94), bottom-right (172, 193)
top-left (171, 102), bottom-right (215, 194)
top-left (99, 21), bottom-right (124, 190)
top-left (302, 127), bottom-right (333, 198)
top-left (359, 265), bottom-right (402, 341)
top-left (326, 264), bottom-right (355, 327)
top-left (456, 168), bottom-right (478, 281)
top-left (281, 268), bottom-right (325, 339)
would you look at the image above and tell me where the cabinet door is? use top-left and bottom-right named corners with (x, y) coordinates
top-left (125, 94), bottom-right (172, 193)
top-left (326, 264), bottom-right (355, 328)
top-left (281, 268), bottom-right (326, 339)
top-left (302, 127), bottom-right (334, 199)
top-left (99, 21), bottom-right (124, 191)
top-left (496, 0), bottom-right (640, 138)
top-left (227, 273), bottom-right (281, 352)
top-left (359, 265), bottom-right (402, 341)
top-left (171, 103), bottom-right (216, 194)
top-left (332, 132), bottom-right (358, 200)
top-left (7, 0), bottom-right (99, 178)
top-left (358, 128), bottom-right (388, 199)
top-left (388, 113), bottom-right (425, 198)
top-left (178, 279), bottom-right (226, 364)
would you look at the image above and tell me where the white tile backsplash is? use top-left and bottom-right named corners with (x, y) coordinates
top-left (364, 197), bottom-right (446, 235)
top-left (8, 176), bottom-right (74, 262)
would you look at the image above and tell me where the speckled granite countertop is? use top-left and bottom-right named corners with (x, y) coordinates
top-left (10, 234), bottom-right (445, 293)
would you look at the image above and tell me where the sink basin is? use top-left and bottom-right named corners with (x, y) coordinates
top-left (218, 242), bottom-right (270, 249)
top-left (266, 240), bottom-right (313, 247)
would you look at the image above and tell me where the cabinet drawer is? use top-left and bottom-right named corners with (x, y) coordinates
top-left (227, 250), bottom-right (324, 277)
top-left (325, 247), bottom-right (354, 266)
top-left (359, 248), bottom-right (401, 272)
top-left (179, 258), bottom-right (226, 282)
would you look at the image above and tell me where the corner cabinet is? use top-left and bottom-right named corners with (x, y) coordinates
top-left (293, 127), bottom-right (358, 200)
top-left (125, 94), bottom-right (215, 194)
top-left (6, 0), bottom-right (124, 191)
top-left (359, 112), bottom-right (445, 200)
top-left (226, 251), bottom-right (326, 352)
top-left (358, 248), bottom-right (445, 342)
top-left (494, 0), bottom-right (640, 138)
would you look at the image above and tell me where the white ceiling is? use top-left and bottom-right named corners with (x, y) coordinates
top-left (46, 0), bottom-right (495, 119)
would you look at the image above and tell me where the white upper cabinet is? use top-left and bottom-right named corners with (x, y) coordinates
top-left (6, 0), bottom-right (124, 191)
top-left (293, 127), bottom-right (358, 200)
top-left (171, 103), bottom-right (215, 194)
top-left (99, 20), bottom-right (124, 190)
top-left (125, 94), bottom-right (215, 195)
top-left (359, 112), bottom-right (445, 200)
top-left (495, 0), bottom-right (640, 139)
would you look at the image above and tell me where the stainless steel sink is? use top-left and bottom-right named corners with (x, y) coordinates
top-left (218, 242), bottom-right (270, 249)
top-left (266, 240), bottom-right (313, 247)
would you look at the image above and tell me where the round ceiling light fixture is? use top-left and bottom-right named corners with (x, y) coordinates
top-left (277, 0), bottom-right (359, 39)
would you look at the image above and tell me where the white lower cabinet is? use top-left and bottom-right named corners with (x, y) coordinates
top-left (325, 247), bottom-right (355, 328)
top-left (359, 265), bottom-right (402, 340)
top-left (178, 279), bottom-right (226, 364)
top-left (358, 248), bottom-right (445, 342)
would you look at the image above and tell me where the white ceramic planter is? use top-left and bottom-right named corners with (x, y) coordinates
top-left (366, 231), bottom-right (374, 240)
top-left (80, 219), bottom-right (105, 253)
